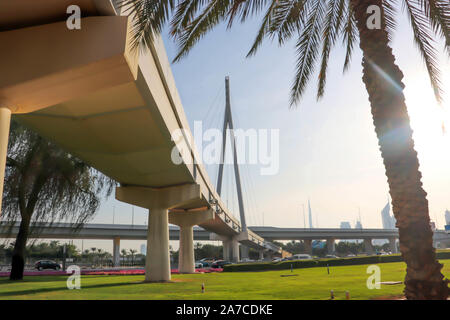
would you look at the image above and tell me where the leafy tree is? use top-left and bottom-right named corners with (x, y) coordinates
top-left (2, 121), bottom-right (113, 280)
top-left (121, 0), bottom-right (449, 299)
top-left (194, 243), bottom-right (223, 260)
top-left (22, 241), bottom-right (80, 260)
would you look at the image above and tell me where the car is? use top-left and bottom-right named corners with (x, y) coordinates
top-left (291, 254), bottom-right (312, 260)
top-left (211, 260), bottom-right (232, 269)
top-left (198, 258), bottom-right (215, 267)
top-left (324, 255), bottom-right (338, 259)
top-left (195, 262), bottom-right (204, 269)
top-left (272, 258), bottom-right (282, 262)
top-left (35, 260), bottom-right (61, 271)
top-left (240, 258), bottom-right (254, 263)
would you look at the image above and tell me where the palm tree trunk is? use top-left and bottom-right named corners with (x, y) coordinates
top-left (10, 216), bottom-right (31, 280)
top-left (350, 0), bottom-right (448, 299)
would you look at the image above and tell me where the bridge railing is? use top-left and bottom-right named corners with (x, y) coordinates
top-left (146, 34), bottom-right (245, 240)
top-left (263, 241), bottom-right (282, 253)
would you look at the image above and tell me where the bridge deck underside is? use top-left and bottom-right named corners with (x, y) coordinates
top-left (0, 8), bottom-right (270, 250)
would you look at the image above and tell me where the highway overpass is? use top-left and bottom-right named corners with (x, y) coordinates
top-left (2, 222), bottom-right (449, 257)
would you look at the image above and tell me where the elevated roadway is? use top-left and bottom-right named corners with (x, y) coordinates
top-left (0, 0), bottom-right (279, 280)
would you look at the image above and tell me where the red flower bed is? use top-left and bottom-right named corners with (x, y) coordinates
top-left (0, 268), bottom-right (223, 277)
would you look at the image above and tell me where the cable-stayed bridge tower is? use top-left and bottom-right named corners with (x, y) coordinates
top-left (216, 76), bottom-right (247, 232)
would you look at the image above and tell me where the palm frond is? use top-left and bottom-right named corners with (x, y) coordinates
top-left (246, 0), bottom-right (280, 57)
top-left (341, 0), bottom-right (357, 73)
top-left (290, 0), bottom-right (326, 106)
top-left (171, 0), bottom-right (207, 38)
top-left (384, 0), bottom-right (398, 43)
top-left (268, 0), bottom-right (308, 46)
top-left (317, 0), bottom-right (347, 99)
top-left (403, 0), bottom-right (443, 102)
top-left (120, 0), bottom-right (176, 51)
top-left (228, 0), bottom-right (270, 27)
top-left (173, 0), bottom-right (232, 62)
top-left (420, 0), bottom-right (450, 55)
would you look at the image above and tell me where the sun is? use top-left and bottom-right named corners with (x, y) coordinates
top-left (405, 75), bottom-right (450, 138)
top-left (403, 72), bottom-right (450, 171)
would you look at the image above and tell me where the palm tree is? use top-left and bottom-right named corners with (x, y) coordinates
top-left (97, 248), bottom-right (103, 266)
top-left (121, 249), bottom-right (128, 265)
top-left (129, 249), bottom-right (138, 266)
top-left (121, 0), bottom-right (449, 299)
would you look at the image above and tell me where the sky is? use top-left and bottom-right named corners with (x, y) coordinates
top-left (56, 8), bottom-right (450, 253)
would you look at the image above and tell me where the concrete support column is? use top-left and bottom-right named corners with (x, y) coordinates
top-left (326, 238), bottom-right (335, 254)
top-left (230, 238), bottom-right (239, 262)
top-left (304, 239), bottom-right (313, 255)
top-left (113, 237), bottom-right (120, 268)
top-left (223, 238), bottom-right (240, 262)
top-left (0, 108), bottom-right (11, 216)
top-left (146, 207), bottom-right (170, 281)
top-left (223, 240), bottom-right (230, 261)
top-left (388, 237), bottom-right (398, 253)
top-left (364, 238), bottom-right (374, 255)
top-left (116, 184), bottom-right (202, 282)
top-left (170, 209), bottom-right (214, 274)
top-left (178, 225), bottom-right (194, 273)
top-left (240, 245), bottom-right (249, 260)
top-left (259, 250), bottom-right (264, 261)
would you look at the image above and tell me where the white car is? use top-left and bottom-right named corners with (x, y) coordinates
top-left (195, 262), bottom-right (203, 269)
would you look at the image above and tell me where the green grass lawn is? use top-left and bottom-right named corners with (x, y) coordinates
top-left (0, 259), bottom-right (448, 300)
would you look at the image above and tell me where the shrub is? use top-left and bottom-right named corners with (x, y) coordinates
top-left (223, 251), bottom-right (450, 272)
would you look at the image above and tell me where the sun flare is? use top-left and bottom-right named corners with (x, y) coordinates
top-left (404, 73), bottom-right (450, 171)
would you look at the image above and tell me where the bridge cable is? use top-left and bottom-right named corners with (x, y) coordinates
top-left (230, 93), bottom-right (263, 226)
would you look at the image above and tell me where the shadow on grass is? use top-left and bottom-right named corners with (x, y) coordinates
top-left (0, 274), bottom-right (145, 284)
top-left (0, 280), bottom-right (142, 297)
top-left (1, 277), bottom-right (68, 283)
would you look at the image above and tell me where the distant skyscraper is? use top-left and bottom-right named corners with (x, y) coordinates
top-left (381, 202), bottom-right (391, 228)
top-left (308, 198), bottom-right (313, 228)
top-left (140, 244), bottom-right (146, 255)
top-left (381, 201), bottom-right (396, 229)
top-left (355, 220), bottom-right (362, 229)
top-left (445, 209), bottom-right (450, 225)
top-left (340, 221), bottom-right (351, 229)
